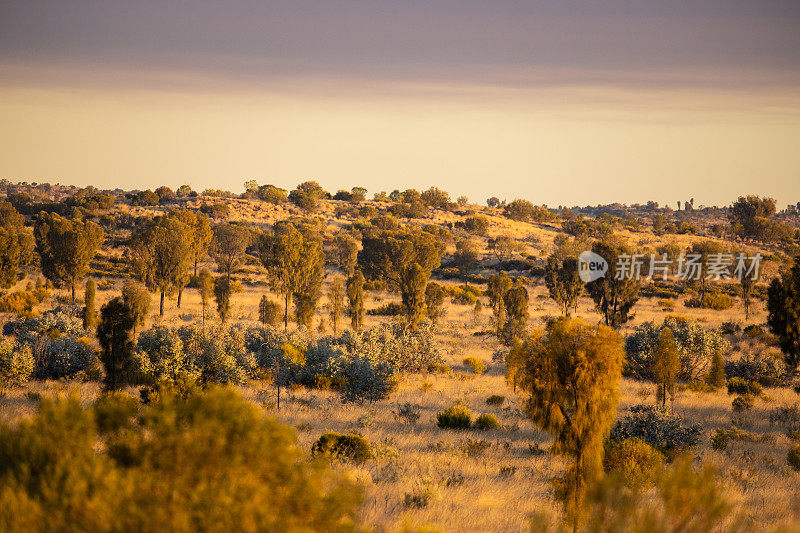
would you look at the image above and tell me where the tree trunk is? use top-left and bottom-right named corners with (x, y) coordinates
top-left (160, 290), bottom-right (165, 316)
top-left (71, 282), bottom-right (76, 304)
top-left (284, 293), bottom-right (290, 330)
top-left (177, 286), bottom-right (183, 309)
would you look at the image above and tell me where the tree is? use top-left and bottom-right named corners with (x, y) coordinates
top-left (653, 328), bottom-right (679, 409)
top-left (97, 297), bottom-right (136, 390)
top-left (197, 268), bottom-right (213, 325)
top-left (685, 240), bottom-right (726, 298)
top-left (211, 223), bottom-right (250, 281)
top-left (767, 256), bottom-right (800, 370)
top-left (489, 235), bottom-right (518, 260)
top-left (503, 280), bottom-right (529, 343)
top-left (358, 229), bottom-right (445, 328)
top-left (0, 201), bottom-right (34, 289)
top-left (328, 277), bottom-right (344, 335)
top-left (34, 213), bottom-right (104, 303)
top-left (213, 276), bottom-right (232, 323)
top-left (487, 271), bottom-right (513, 337)
top-left (128, 215), bottom-right (192, 316)
top-left (503, 198), bottom-right (534, 221)
top-left (259, 222), bottom-right (325, 329)
top-left (425, 281), bottom-right (445, 325)
top-left (346, 270), bottom-right (365, 332)
top-left (83, 278), bottom-right (97, 330)
top-left (453, 238), bottom-right (480, 281)
top-left (545, 256), bottom-right (583, 317)
top-left (728, 195), bottom-right (776, 237)
top-left (257, 184), bottom-right (288, 204)
top-left (420, 187), bottom-right (451, 209)
top-left (171, 209), bottom-right (213, 276)
top-left (121, 281), bottom-right (151, 337)
top-left (585, 240), bottom-right (640, 328)
top-left (514, 318), bottom-right (623, 529)
top-left (333, 234), bottom-right (358, 276)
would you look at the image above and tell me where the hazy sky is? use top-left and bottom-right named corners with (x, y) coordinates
top-left (1, 1), bottom-right (799, 207)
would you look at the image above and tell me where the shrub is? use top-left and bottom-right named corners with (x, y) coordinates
top-left (0, 290), bottom-right (38, 315)
top-left (603, 437), bottom-right (664, 489)
top-left (0, 388), bottom-right (363, 531)
top-left (743, 324), bottom-right (765, 339)
top-left (366, 302), bottom-right (403, 316)
top-left (609, 405), bottom-right (701, 456)
top-left (258, 296), bottom-right (282, 326)
top-left (395, 403), bottom-right (421, 425)
top-left (625, 316), bottom-right (729, 381)
top-left (657, 299), bottom-right (675, 312)
top-left (684, 291), bottom-right (734, 310)
top-left (463, 356), bottom-right (486, 374)
top-left (92, 391), bottom-right (140, 434)
top-left (789, 445), bottom-right (800, 471)
top-left (0, 337), bottom-right (34, 388)
top-left (474, 413), bottom-right (501, 430)
top-left (711, 429), bottom-right (730, 451)
top-left (725, 351), bottom-right (787, 387)
top-left (732, 394), bottom-right (755, 412)
top-left (720, 321), bottom-right (742, 334)
top-left (437, 403), bottom-right (472, 429)
top-left (726, 377), bottom-right (762, 396)
top-left (311, 432), bottom-right (372, 463)
top-left (340, 355), bottom-right (397, 403)
top-left (486, 394), bottom-right (505, 406)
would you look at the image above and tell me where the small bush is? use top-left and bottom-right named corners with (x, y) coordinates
top-left (463, 356), bottom-right (486, 374)
top-left (258, 296), bottom-right (282, 326)
top-left (788, 445), bottom-right (800, 471)
top-left (732, 394), bottom-right (755, 412)
top-left (726, 377), bottom-right (762, 396)
top-left (366, 302), bottom-right (403, 316)
top-left (725, 351), bottom-right (787, 387)
top-left (658, 299), bottom-right (675, 312)
top-left (474, 413), bottom-right (500, 430)
top-left (0, 291), bottom-right (38, 315)
top-left (603, 437), bottom-right (664, 489)
top-left (486, 394), bottom-right (505, 406)
top-left (720, 321), bottom-right (742, 334)
top-left (610, 405), bottom-right (701, 456)
top-left (311, 432), bottom-right (373, 463)
top-left (395, 403), bottom-right (421, 425)
top-left (437, 403), bottom-right (472, 429)
top-left (684, 291), bottom-right (734, 310)
top-left (711, 429), bottom-right (730, 451)
top-left (743, 324), bottom-right (765, 339)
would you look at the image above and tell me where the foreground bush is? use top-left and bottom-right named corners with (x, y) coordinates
top-left (609, 405), bottom-right (701, 456)
top-left (0, 388), bottom-right (363, 532)
top-left (603, 437), bottom-right (664, 489)
top-left (437, 403), bottom-right (472, 429)
top-left (726, 377), bottom-right (763, 396)
top-left (311, 432), bottom-right (372, 464)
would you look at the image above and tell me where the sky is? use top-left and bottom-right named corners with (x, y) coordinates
top-left (1, 1), bottom-right (799, 208)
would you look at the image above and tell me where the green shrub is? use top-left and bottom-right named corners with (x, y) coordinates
top-left (725, 351), bottom-right (787, 387)
top-left (92, 391), bottom-right (140, 434)
top-left (788, 444), bottom-right (800, 471)
top-left (726, 377), bottom-right (762, 396)
top-left (603, 437), bottom-right (664, 489)
top-left (610, 405), bottom-right (701, 456)
top-left (658, 299), bottom-right (675, 311)
top-left (486, 394), bottom-right (505, 406)
top-left (463, 356), bottom-right (486, 374)
top-left (437, 403), bottom-right (472, 429)
top-left (732, 394), bottom-right (755, 412)
top-left (743, 324), bottom-right (765, 339)
top-left (474, 413), bottom-right (501, 430)
top-left (311, 432), bottom-right (372, 463)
